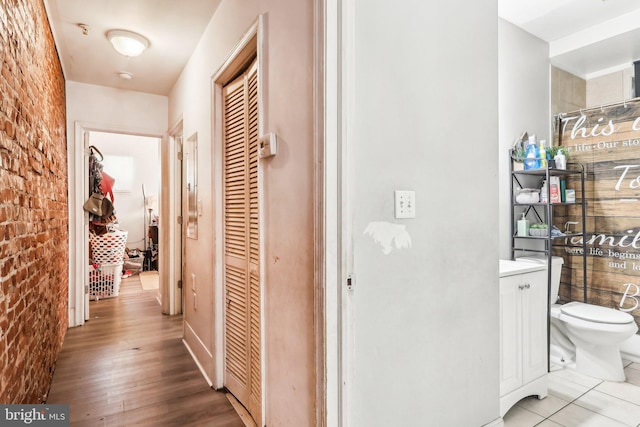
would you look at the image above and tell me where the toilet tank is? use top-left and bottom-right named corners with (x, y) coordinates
top-left (516, 255), bottom-right (564, 304)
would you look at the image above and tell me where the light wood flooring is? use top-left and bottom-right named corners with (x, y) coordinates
top-left (46, 275), bottom-right (245, 427)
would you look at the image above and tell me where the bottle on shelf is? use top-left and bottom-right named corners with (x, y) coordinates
top-left (517, 212), bottom-right (530, 237)
top-left (540, 180), bottom-right (548, 203)
top-left (524, 135), bottom-right (540, 170)
top-left (550, 176), bottom-right (561, 203)
top-left (554, 149), bottom-right (566, 170)
top-left (539, 140), bottom-right (547, 168)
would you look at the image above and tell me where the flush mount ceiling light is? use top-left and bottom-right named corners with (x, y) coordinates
top-left (117, 71), bottom-right (133, 80)
top-left (107, 30), bottom-right (149, 57)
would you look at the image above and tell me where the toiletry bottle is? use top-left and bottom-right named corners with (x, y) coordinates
top-left (554, 149), bottom-right (566, 170)
top-left (550, 176), bottom-right (561, 203)
top-left (524, 135), bottom-right (540, 170)
top-left (540, 180), bottom-right (548, 203)
top-left (539, 140), bottom-right (547, 168)
top-left (517, 212), bottom-right (530, 237)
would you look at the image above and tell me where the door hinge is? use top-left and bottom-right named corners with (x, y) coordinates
top-left (177, 280), bottom-right (183, 289)
top-left (346, 273), bottom-right (355, 291)
top-left (178, 152), bottom-right (183, 161)
top-left (177, 216), bottom-right (183, 225)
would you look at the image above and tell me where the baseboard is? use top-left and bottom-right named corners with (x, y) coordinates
top-left (182, 338), bottom-right (213, 387)
top-left (182, 321), bottom-right (216, 387)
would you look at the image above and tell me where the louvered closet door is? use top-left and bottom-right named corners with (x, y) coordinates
top-left (223, 59), bottom-right (261, 426)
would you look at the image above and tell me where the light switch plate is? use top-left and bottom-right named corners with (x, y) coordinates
top-left (395, 190), bottom-right (416, 219)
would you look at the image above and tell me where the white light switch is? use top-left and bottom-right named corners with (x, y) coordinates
top-left (395, 190), bottom-right (416, 219)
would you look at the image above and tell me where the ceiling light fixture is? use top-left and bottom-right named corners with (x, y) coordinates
top-left (117, 71), bottom-right (133, 80)
top-left (107, 30), bottom-right (149, 57)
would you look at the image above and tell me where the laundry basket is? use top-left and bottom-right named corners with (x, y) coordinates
top-left (89, 262), bottom-right (123, 300)
top-left (90, 230), bottom-right (128, 264)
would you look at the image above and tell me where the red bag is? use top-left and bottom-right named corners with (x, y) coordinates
top-left (100, 171), bottom-right (116, 202)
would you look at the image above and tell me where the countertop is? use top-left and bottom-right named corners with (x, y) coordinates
top-left (499, 259), bottom-right (546, 278)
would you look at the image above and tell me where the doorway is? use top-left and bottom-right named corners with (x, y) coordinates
top-left (211, 20), bottom-right (263, 425)
top-left (79, 128), bottom-right (162, 320)
top-left (222, 58), bottom-right (262, 426)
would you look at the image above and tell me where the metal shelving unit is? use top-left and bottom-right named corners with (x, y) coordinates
top-left (509, 149), bottom-right (588, 372)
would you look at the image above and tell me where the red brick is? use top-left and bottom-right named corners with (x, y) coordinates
top-left (0, 0), bottom-right (67, 404)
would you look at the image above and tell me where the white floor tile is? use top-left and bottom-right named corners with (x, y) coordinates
top-left (573, 389), bottom-right (640, 426)
top-left (535, 420), bottom-right (564, 427)
top-left (626, 362), bottom-right (640, 371)
top-left (502, 405), bottom-right (544, 427)
top-left (625, 366), bottom-right (640, 387)
top-left (548, 375), bottom-right (591, 402)
top-left (516, 394), bottom-right (570, 418)
top-left (549, 403), bottom-right (629, 427)
top-left (596, 380), bottom-right (640, 406)
top-left (549, 366), bottom-right (603, 389)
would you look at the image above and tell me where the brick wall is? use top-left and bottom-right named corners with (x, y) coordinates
top-left (0, 0), bottom-right (68, 403)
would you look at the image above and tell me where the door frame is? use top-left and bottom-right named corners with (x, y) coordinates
top-left (163, 119), bottom-right (184, 315)
top-left (211, 16), bottom-right (265, 421)
top-left (322, 0), bottom-right (354, 425)
top-left (69, 121), bottom-right (166, 326)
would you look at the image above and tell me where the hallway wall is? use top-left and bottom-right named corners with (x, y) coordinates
top-left (65, 82), bottom-right (167, 326)
top-left (0, 0), bottom-right (68, 403)
top-left (169, 0), bottom-right (316, 425)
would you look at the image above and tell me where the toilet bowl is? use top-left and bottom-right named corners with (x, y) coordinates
top-left (517, 255), bottom-right (638, 381)
top-left (554, 301), bottom-right (637, 381)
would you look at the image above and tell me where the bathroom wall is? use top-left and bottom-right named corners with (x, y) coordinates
top-left (498, 19), bottom-right (550, 259)
top-left (586, 68), bottom-right (634, 108)
top-left (552, 66), bottom-right (586, 116)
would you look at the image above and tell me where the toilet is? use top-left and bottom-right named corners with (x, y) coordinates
top-left (517, 255), bottom-right (638, 382)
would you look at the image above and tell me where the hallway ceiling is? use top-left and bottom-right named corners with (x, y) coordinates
top-left (44, 0), bottom-right (222, 95)
top-left (44, 1), bottom-right (640, 93)
top-left (499, 0), bottom-right (640, 79)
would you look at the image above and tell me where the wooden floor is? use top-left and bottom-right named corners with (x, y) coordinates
top-left (46, 275), bottom-right (245, 427)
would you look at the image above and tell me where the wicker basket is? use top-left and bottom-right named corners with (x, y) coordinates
top-left (89, 262), bottom-right (123, 300)
top-left (90, 230), bottom-right (128, 264)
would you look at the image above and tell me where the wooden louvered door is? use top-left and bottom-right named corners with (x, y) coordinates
top-left (223, 59), bottom-right (261, 425)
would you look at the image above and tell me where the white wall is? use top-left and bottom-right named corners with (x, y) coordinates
top-left (498, 19), bottom-right (550, 259)
top-left (586, 67), bottom-right (634, 108)
top-left (66, 81), bottom-right (167, 326)
top-left (345, 1), bottom-right (499, 425)
top-left (89, 131), bottom-right (160, 250)
top-left (168, 1), bottom-right (316, 425)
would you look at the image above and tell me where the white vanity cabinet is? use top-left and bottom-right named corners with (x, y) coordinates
top-left (499, 260), bottom-right (548, 417)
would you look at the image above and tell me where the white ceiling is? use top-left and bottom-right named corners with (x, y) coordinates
top-left (44, 1), bottom-right (640, 96)
top-left (44, 0), bottom-right (222, 95)
top-left (499, 0), bottom-right (640, 79)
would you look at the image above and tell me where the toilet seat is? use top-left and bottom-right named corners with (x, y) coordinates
top-left (560, 301), bottom-right (634, 325)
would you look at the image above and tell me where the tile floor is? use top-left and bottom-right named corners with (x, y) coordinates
top-left (504, 361), bottom-right (640, 426)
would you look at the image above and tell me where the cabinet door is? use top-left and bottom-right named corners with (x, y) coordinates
top-left (521, 270), bottom-right (548, 384)
top-left (500, 275), bottom-right (523, 396)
